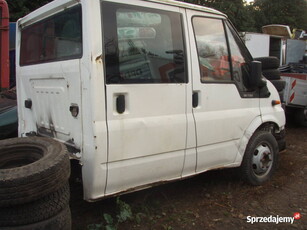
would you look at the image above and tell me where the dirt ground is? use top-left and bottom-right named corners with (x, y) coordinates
top-left (70, 123), bottom-right (307, 230)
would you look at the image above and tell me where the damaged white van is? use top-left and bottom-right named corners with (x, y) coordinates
top-left (16, 0), bottom-right (286, 202)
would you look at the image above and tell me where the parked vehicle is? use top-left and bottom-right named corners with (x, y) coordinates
top-left (281, 73), bottom-right (307, 126)
top-left (0, 97), bottom-right (17, 139)
top-left (241, 25), bottom-right (306, 65)
top-left (14, 0), bottom-right (285, 204)
top-left (242, 25), bottom-right (307, 126)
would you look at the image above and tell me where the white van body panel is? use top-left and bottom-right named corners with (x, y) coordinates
top-left (260, 81), bottom-right (286, 126)
top-left (180, 7), bottom-right (197, 178)
top-left (16, 0), bottom-right (286, 201)
top-left (79, 0), bottom-right (108, 199)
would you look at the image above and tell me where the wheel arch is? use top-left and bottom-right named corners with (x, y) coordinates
top-left (233, 116), bottom-right (283, 167)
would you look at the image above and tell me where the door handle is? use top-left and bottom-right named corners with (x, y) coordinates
top-left (116, 95), bottom-right (125, 114)
top-left (192, 92), bottom-right (199, 108)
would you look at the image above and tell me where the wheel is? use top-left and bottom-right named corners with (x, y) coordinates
top-left (262, 69), bottom-right (281, 80)
top-left (294, 108), bottom-right (307, 127)
top-left (270, 79), bottom-right (286, 92)
top-left (0, 183), bottom-right (70, 226)
top-left (254, 56), bottom-right (280, 70)
top-left (0, 206), bottom-right (71, 230)
top-left (0, 137), bottom-right (70, 207)
top-left (240, 131), bottom-right (279, 185)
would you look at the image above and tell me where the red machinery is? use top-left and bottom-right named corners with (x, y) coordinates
top-left (0, 0), bottom-right (9, 91)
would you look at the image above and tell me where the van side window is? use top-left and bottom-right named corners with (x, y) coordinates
top-left (225, 22), bottom-right (252, 91)
top-left (20, 5), bottom-right (82, 66)
top-left (192, 17), bottom-right (231, 83)
top-left (102, 3), bottom-right (186, 84)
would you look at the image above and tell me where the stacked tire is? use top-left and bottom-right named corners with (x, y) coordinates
top-left (0, 137), bottom-right (71, 230)
top-left (254, 56), bottom-right (286, 101)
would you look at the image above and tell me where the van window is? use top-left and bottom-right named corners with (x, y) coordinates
top-left (102, 3), bottom-right (186, 84)
top-left (225, 21), bottom-right (252, 91)
top-left (20, 5), bottom-right (82, 66)
top-left (192, 17), bottom-right (231, 83)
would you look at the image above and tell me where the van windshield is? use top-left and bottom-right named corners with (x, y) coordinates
top-left (20, 5), bottom-right (82, 66)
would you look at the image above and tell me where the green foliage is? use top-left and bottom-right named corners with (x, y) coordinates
top-left (103, 213), bottom-right (114, 229)
top-left (87, 197), bottom-right (133, 230)
top-left (181, 0), bottom-right (307, 32)
top-left (7, 0), bottom-right (307, 32)
top-left (253, 0), bottom-right (307, 31)
top-left (115, 197), bottom-right (133, 223)
top-left (8, 0), bottom-right (53, 22)
top-left (87, 223), bottom-right (103, 230)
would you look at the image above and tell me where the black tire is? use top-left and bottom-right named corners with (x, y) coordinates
top-left (255, 56), bottom-right (280, 70)
top-left (262, 69), bottom-right (281, 80)
top-left (240, 131), bottom-right (279, 186)
top-left (270, 79), bottom-right (286, 92)
top-left (0, 137), bottom-right (70, 207)
top-left (0, 206), bottom-right (71, 230)
top-left (294, 108), bottom-right (307, 127)
top-left (0, 183), bottom-right (70, 226)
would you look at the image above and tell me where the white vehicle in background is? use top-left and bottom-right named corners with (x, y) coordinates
top-left (14, 0), bottom-right (285, 204)
top-left (242, 25), bottom-right (307, 126)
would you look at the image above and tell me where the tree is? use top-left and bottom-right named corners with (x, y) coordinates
top-left (8, 0), bottom-right (307, 33)
top-left (253, 0), bottom-right (307, 31)
top-left (8, 0), bottom-right (52, 22)
top-left (182, 0), bottom-right (257, 31)
top-left (181, 0), bottom-right (307, 32)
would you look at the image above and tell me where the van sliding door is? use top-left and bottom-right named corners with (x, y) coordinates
top-left (102, 2), bottom-right (188, 195)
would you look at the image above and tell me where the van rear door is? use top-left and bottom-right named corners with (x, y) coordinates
top-left (17, 4), bottom-right (83, 149)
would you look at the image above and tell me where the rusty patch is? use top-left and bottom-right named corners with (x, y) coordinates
top-left (87, 180), bottom-right (179, 202)
top-left (95, 54), bottom-right (103, 62)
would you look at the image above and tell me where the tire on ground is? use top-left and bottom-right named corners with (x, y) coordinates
top-left (262, 69), bottom-right (281, 80)
top-left (0, 137), bottom-right (70, 207)
top-left (0, 206), bottom-right (71, 230)
top-left (240, 131), bottom-right (279, 186)
top-left (0, 183), bottom-right (70, 227)
top-left (270, 79), bottom-right (286, 92)
top-left (254, 56), bottom-right (280, 70)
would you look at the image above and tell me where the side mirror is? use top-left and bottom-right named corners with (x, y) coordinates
top-left (245, 61), bottom-right (267, 90)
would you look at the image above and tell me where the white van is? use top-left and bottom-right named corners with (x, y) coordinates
top-left (16, 0), bottom-right (286, 202)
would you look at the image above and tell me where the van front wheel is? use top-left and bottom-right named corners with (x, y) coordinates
top-left (240, 131), bottom-right (279, 185)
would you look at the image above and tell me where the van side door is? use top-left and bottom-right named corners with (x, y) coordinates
top-left (102, 1), bottom-right (188, 195)
top-left (186, 10), bottom-right (261, 172)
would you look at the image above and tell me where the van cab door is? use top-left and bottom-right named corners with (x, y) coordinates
top-left (102, 1), bottom-right (188, 195)
top-left (186, 10), bottom-right (261, 172)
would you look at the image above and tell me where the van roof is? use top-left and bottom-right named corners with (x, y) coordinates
top-left (18, 0), bottom-right (226, 27)
top-left (146, 0), bottom-right (225, 16)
